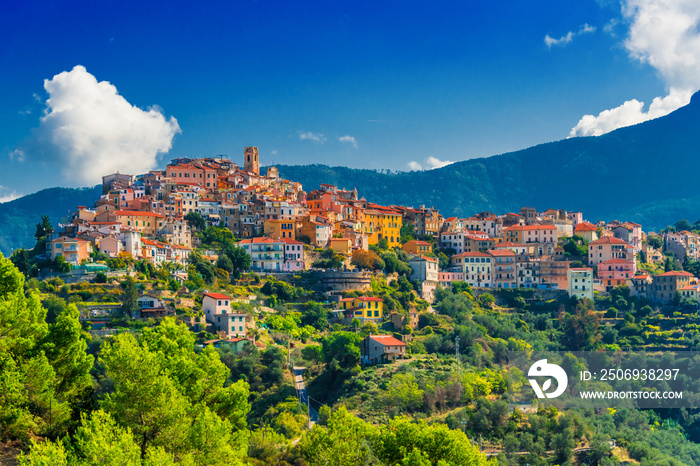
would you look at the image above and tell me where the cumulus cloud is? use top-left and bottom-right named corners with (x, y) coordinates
top-left (407, 156), bottom-right (456, 171)
top-left (0, 186), bottom-right (20, 204)
top-left (298, 131), bottom-right (326, 143)
top-left (545, 24), bottom-right (596, 48)
top-left (338, 135), bottom-right (358, 148)
top-left (570, 87), bottom-right (692, 136)
top-left (18, 65), bottom-right (180, 185)
top-left (571, 0), bottom-right (700, 136)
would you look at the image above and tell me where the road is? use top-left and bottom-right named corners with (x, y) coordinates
top-left (293, 366), bottom-right (319, 427)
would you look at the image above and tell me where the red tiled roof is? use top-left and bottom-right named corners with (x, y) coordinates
top-left (453, 252), bottom-right (491, 258)
top-left (656, 271), bottom-right (694, 277)
top-left (369, 335), bottom-right (406, 346)
top-left (575, 222), bottom-right (598, 232)
top-left (589, 236), bottom-right (629, 246)
top-left (238, 237), bottom-right (283, 244)
top-left (404, 240), bottom-right (432, 246)
top-left (203, 292), bottom-right (233, 300)
top-left (598, 259), bottom-right (634, 264)
top-left (114, 210), bottom-right (165, 218)
top-left (489, 249), bottom-right (515, 256)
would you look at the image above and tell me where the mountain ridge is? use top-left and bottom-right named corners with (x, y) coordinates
top-left (3, 92), bottom-right (700, 255)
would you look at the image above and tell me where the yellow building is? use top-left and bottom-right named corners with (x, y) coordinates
top-left (364, 203), bottom-right (402, 247)
top-left (114, 210), bottom-right (165, 236)
top-left (402, 240), bottom-right (432, 255)
top-left (264, 219), bottom-right (297, 240)
top-left (340, 296), bottom-right (384, 320)
top-left (330, 237), bottom-right (353, 255)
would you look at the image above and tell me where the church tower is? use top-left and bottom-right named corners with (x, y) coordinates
top-left (243, 146), bottom-right (260, 175)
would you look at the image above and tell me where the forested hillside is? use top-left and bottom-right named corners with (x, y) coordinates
top-left (0, 186), bottom-right (102, 256)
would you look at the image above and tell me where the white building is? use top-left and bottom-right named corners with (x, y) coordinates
top-left (202, 292), bottom-right (250, 337)
top-left (567, 268), bottom-right (594, 301)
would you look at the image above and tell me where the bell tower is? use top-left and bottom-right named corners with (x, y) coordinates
top-left (243, 146), bottom-right (260, 175)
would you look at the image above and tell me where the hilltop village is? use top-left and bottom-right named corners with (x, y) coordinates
top-left (7, 147), bottom-right (700, 465)
top-left (44, 147), bottom-right (695, 309)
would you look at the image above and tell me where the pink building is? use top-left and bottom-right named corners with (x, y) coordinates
top-left (596, 259), bottom-right (635, 280)
top-left (281, 238), bottom-right (305, 271)
top-left (438, 271), bottom-right (465, 287)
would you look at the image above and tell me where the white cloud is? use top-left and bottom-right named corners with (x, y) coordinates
top-left (270, 150), bottom-right (278, 155)
top-left (545, 24), bottom-right (596, 48)
top-left (298, 131), bottom-right (326, 143)
top-left (571, 1), bottom-right (700, 136)
top-left (570, 87), bottom-right (692, 136)
top-left (18, 65), bottom-right (180, 185)
top-left (603, 18), bottom-right (619, 35)
top-left (338, 135), bottom-right (358, 148)
top-left (545, 32), bottom-right (574, 47)
top-left (9, 149), bottom-right (25, 162)
top-left (0, 186), bottom-right (20, 204)
top-left (407, 156), bottom-right (455, 171)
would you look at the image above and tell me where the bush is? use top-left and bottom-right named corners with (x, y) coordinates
top-left (94, 272), bottom-right (107, 283)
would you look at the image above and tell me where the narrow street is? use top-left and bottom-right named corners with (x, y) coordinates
top-left (293, 366), bottom-right (319, 427)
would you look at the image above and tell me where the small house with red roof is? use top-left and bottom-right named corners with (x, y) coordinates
top-left (202, 292), bottom-right (251, 337)
top-left (574, 221), bottom-right (599, 243)
top-left (402, 240), bottom-right (433, 256)
top-left (361, 334), bottom-right (407, 364)
top-left (626, 274), bottom-right (652, 299)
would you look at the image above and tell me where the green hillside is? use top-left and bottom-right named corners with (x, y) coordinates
top-left (0, 185), bottom-right (102, 256)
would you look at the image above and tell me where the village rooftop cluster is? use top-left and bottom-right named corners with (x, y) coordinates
top-left (43, 147), bottom-right (700, 347)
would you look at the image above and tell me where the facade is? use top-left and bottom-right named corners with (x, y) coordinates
top-left (588, 236), bottom-right (636, 270)
top-left (114, 210), bottom-right (165, 236)
top-left (340, 296), bottom-right (384, 321)
top-left (202, 292), bottom-right (250, 337)
top-left (402, 240), bottom-right (433, 256)
top-left (264, 219), bottom-right (297, 240)
top-left (458, 252), bottom-right (493, 288)
top-left (360, 335), bottom-right (406, 364)
top-left (651, 271), bottom-right (695, 303)
top-left (490, 249), bottom-right (516, 289)
top-left (574, 221), bottom-right (599, 242)
top-left (49, 237), bottom-right (93, 265)
top-left (438, 271), bottom-right (465, 287)
top-left (567, 268), bottom-right (594, 301)
top-left (238, 237), bottom-right (285, 272)
top-left (281, 238), bottom-right (305, 271)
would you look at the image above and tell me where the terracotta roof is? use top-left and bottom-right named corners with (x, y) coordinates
top-left (589, 236), bottom-right (629, 246)
top-left (656, 271), bottom-right (694, 277)
top-left (114, 210), bottom-right (165, 218)
top-left (404, 240), bottom-right (432, 246)
top-left (369, 335), bottom-right (406, 346)
top-left (203, 292), bottom-right (233, 300)
top-left (238, 237), bottom-right (283, 244)
top-left (453, 252), bottom-right (491, 258)
top-left (445, 217), bottom-right (458, 222)
top-left (357, 296), bottom-right (383, 302)
top-left (574, 222), bottom-right (598, 232)
top-left (489, 249), bottom-right (515, 257)
top-left (598, 259), bottom-right (634, 264)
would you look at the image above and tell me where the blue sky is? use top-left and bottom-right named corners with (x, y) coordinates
top-left (1, 0), bottom-right (697, 198)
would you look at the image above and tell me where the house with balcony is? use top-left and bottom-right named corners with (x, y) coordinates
top-left (490, 249), bottom-right (516, 288)
top-left (48, 237), bottom-right (93, 266)
top-left (588, 236), bottom-right (636, 270)
top-left (456, 252), bottom-right (493, 288)
top-left (360, 334), bottom-right (406, 365)
top-left (238, 237), bottom-right (285, 272)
